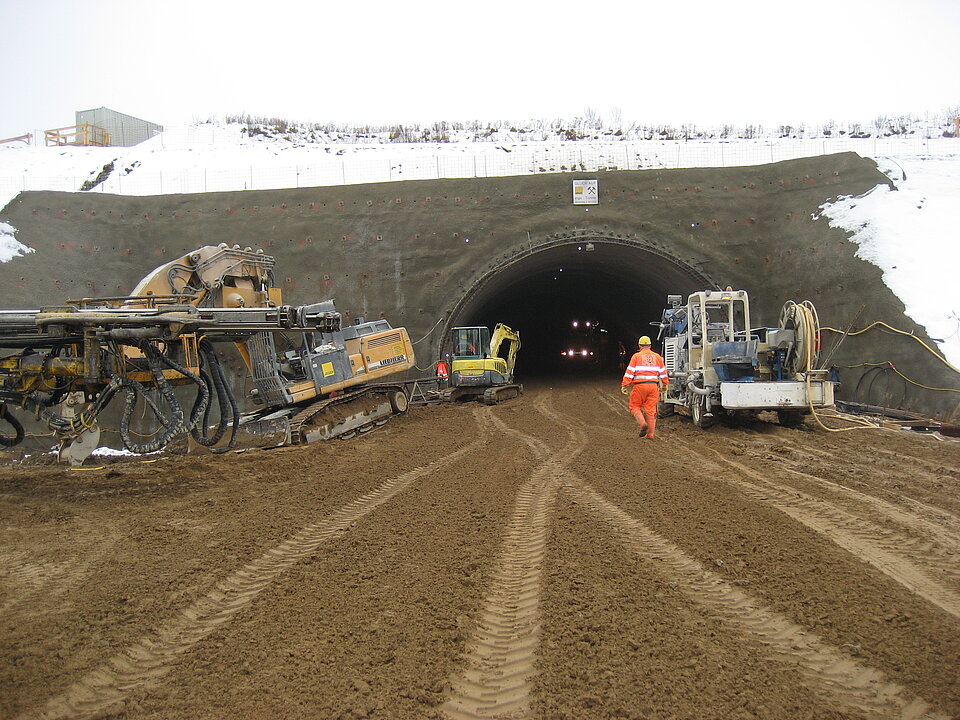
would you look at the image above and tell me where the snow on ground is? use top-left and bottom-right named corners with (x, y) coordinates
top-left (1, 122), bottom-right (959, 365)
top-left (819, 157), bottom-right (960, 368)
top-left (0, 221), bottom-right (33, 262)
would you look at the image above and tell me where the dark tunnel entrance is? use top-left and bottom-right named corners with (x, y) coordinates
top-left (443, 238), bottom-right (715, 380)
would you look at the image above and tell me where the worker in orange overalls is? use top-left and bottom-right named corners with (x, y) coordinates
top-left (620, 335), bottom-right (669, 439)
top-left (436, 359), bottom-right (449, 388)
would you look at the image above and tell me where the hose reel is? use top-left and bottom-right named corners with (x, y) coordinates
top-left (779, 300), bottom-right (821, 375)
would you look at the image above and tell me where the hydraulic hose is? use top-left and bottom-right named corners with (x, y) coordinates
top-left (142, 341), bottom-right (209, 434)
top-left (0, 404), bottom-right (25, 447)
top-left (206, 346), bottom-right (240, 453)
top-left (117, 376), bottom-right (180, 454)
top-left (115, 341), bottom-right (210, 454)
top-left (780, 300), bottom-right (820, 374)
top-left (24, 383), bottom-right (116, 440)
top-left (849, 361), bottom-right (960, 394)
top-left (190, 340), bottom-right (240, 453)
top-left (10, 340), bottom-right (215, 454)
top-left (686, 374), bottom-right (712, 412)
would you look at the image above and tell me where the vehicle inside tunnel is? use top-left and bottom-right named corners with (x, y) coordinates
top-left (444, 239), bottom-right (713, 379)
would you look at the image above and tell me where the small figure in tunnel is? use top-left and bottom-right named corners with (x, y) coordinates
top-left (620, 336), bottom-right (668, 439)
top-left (617, 340), bottom-right (627, 372)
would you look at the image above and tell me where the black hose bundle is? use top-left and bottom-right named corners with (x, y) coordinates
top-left (0, 404), bottom-right (25, 447)
top-left (24, 382), bottom-right (118, 440)
top-left (190, 339), bottom-right (240, 453)
top-left (111, 340), bottom-right (211, 454)
top-left (854, 364), bottom-right (907, 409)
top-left (13, 340), bottom-right (240, 456)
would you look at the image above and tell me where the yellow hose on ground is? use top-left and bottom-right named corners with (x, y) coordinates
top-left (822, 321), bottom-right (960, 376)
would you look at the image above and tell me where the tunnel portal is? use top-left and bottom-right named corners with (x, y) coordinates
top-left (445, 237), bottom-right (712, 377)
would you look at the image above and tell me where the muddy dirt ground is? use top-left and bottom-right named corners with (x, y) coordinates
top-left (1, 378), bottom-right (959, 720)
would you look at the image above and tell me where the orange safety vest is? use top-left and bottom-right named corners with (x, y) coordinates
top-left (622, 349), bottom-right (668, 386)
top-left (436, 360), bottom-right (449, 379)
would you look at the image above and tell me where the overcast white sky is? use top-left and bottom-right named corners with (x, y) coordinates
top-left (2, 0), bottom-right (958, 141)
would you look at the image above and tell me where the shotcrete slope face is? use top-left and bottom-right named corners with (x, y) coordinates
top-left (0, 153), bottom-right (954, 419)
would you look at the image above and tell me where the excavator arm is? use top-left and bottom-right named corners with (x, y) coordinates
top-left (128, 244), bottom-right (279, 309)
top-left (489, 323), bottom-right (521, 381)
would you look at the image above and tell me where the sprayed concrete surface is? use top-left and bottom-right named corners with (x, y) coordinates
top-left (1, 379), bottom-right (959, 719)
top-left (0, 153), bottom-right (956, 420)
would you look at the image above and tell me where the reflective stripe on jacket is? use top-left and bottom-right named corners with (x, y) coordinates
top-left (622, 349), bottom-right (668, 385)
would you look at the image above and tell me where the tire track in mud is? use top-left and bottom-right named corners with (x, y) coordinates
top-left (0, 529), bottom-right (121, 616)
top-left (866, 446), bottom-right (959, 479)
top-left (770, 461), bottom-right (960, 558)
top-left (781, 442), bottom-right (960, 527)
top-left (447, 392), bottom-right (944, 719)
top-left (441, 399), bottom-right (584, 720)
top-left (675, 439), bottom-right (960, 620)
top-left (697, 428), bottom-right (960, 558)
top-left (595, 389), bottom-right (960, 620)
top-left (24, 415), bottom-right (491, 720)
top-left (559, 480), bottom-right (946, 720)
top-left (0, 551), bottom-right (78, 614)
top-left (554, 392), bottom-right (948, 719)
top-left (722, 433), bottom-right (960, 522)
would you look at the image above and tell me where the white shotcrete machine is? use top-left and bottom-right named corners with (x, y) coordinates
top-left (655, 289), bottom-right (835, 428)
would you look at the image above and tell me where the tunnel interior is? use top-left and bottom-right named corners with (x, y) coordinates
top-left (446, 240), bottom-right (711, 379)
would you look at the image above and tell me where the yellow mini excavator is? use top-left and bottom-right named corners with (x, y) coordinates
top-left (441, 323), bottom-right (522, 404)
top-left (0, 244), bottom-right (414, 463)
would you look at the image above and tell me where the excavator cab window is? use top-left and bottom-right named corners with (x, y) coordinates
top-left (451, 326), bottom-right (490, 359)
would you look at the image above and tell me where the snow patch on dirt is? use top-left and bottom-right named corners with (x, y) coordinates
top-left (0, 221), bottom-right (34, 262)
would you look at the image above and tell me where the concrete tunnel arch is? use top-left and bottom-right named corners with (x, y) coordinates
top-left (436, 232), bottom-right (716, 376)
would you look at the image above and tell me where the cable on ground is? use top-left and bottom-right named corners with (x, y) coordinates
top-left (822, 321), bottom-right (960, 376)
